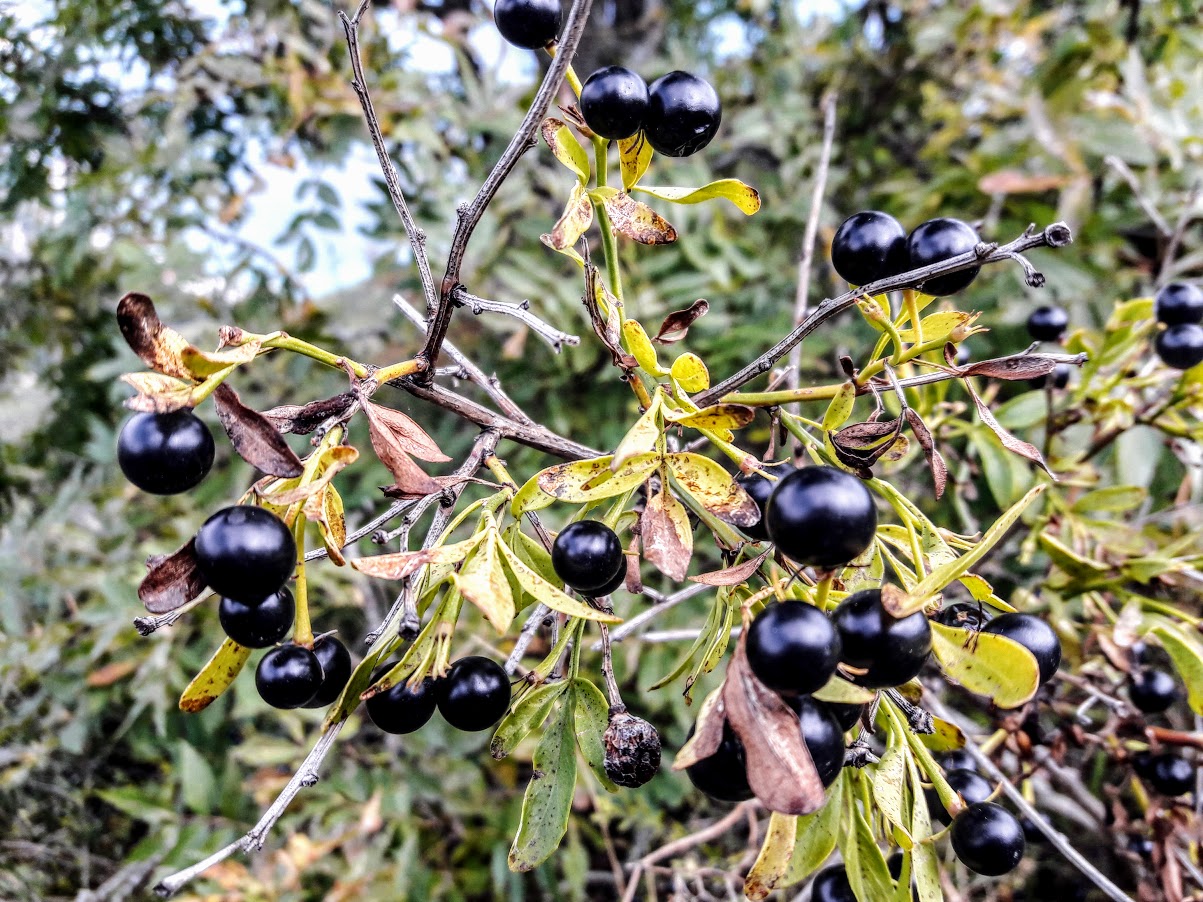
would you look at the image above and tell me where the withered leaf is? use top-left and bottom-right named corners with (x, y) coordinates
top-left (117, 292), bottom-right (195, 381)
top-left (964, 379), bottom-right (1053, 476)
top-left (258, 446), bottom-right (358, 505)
top-left (724, 635), bottom-right (826, 815)
top-left (213, 384), bottom-right (304, 478)
top-left (653, 299), bottom-right (710, 344)
top-left (905, 408), bottom-right (948, 500)
top-left (830, 418), bottom-right (904, 473)
top-left (351, 537), bottom-right (483, 581)
top-left (547, 182), bottom-right (594, 250)
top-left (624, 537), bottom-right (644, 594)
top-left (262, 393), bottom-right (356, 435)
top-left (642, 489), bottom-right (693, 582)
top-left (665, 452), bottom-right (759, 527)
top-left (363, 402), bottom-right (442, 496)
top-left (583, 264), bottom-right (637, 370)
top-left (120, 372), bottom-right (199, 413)
top-left (362, 402), bottom-right (449, 463)
top-left (603, 192), bottom-right (678, 245)
top-left (960, 355), bottom-right (1059, 381)
top-left (690, 548), bottom-right (771, 586)
top-left (672, 687), bottom-right (727, 770)
top-left (139, 539), bottom-right (207, 614)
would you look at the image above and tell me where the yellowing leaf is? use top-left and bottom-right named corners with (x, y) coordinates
top-left (602, 191), bottom-right (678, 245)
top-left (540, 117), bottom-right (590, 183)
top-left (670, 352), bottom-right (710, 392)
top-left (897, 310), bottom-right (979, 343)
top-left (618, 132), bottom-right (653, 191)
top-left (536, 452), bottom-right (660, 504)
top-left (622, 319), bottom-right (666, 375)
top-left (546, 181), bottom-right (594, 250)
top-left (120, 372), bottom-right (202, 413)
top-left (635, 179), bottom-right (762, 215)
top-left (512, 471), bottom-right (556, 517)
top-left (930, 621), bottom-right (1040, 709)
top-left (666, 452), bottom-right (758, 527)
top-left (783, 775), bottom-right (844, 886)
top-left (496, 541), bottom-right (621, 623)
top-left (611, 391), bottom-right (663, 471)
top-left (351, 535), bottom-right (484, 580)
top-left (258, 446), bottom-right (359, 506)
top-left (823, 382), bottom-right (857, 431)
top-left (745, 813), bottom-right (798, 900)
top-left (642, 489), bottom-right (693, 581)
top-left (179, 638), bottom-right (252, 713)
top-left (812, 677), bottom-right (877, 706)
top-left (456, 533), bottom-right (516, 634)
top-left (666, 404), bottom-right (755, 431)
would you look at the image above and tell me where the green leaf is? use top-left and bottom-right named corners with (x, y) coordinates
top-left (745, 812), bottom-right (798, 900)
top-left (506, 524), bottom-right (561, 587)
top-left (496, 540), bottom-right (621, 623)
top-left (491, 680), bottom-right (570, 760)
top-left (508, 687), bottom-right (578, 872)
top-left (840, 800), bottom-right (896, 902)
top-left (178, 637), bottom-right (251, 713)
top-left (573, 678), bottom-right (618, 792)
top-left (812, 677), bottom-right (877, 706)
top-left (618, 133), bottom-right (652, 191)
top-left (872, 743), bottom-right (910, 838)
top-left (823, 382), bottom-right (857, 431)
top-left (634, 179), bottom-right (762, 215)
top-left (908, 758), bottom-right (944, 902)
top-left (783, 773), bottom-right (844, 886)
top-left (929, 621), bottom-right (1040, 709)
top-left (536, 452), bottom-right (660, 504)
top-left (1071, 485), bottom-right (1147, 514)
top-left (178, 741), bottom-right (217, 815)
top-left (512, 471), bottom-right (556, 517)
top-left (1151, 623), bottom-right (1203, 715)
top-left (540, 118), bottom-right (589, 183)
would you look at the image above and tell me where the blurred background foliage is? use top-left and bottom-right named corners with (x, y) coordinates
top-left (1, 0), bottom-right (1200, 899)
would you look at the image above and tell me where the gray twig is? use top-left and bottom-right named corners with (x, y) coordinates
top-left (1105, 155), bottom-right (1172, 238)
top-left (453, 288), bottom-right (581, 353)
top-left (596, 583), bottom-right (711, 648)
top-left (1159, 179), bottom-right (1202, 286)
top-left (506, 603), bottom-right (552, 674)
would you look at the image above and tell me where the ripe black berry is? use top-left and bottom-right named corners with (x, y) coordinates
top-left (585, 562), bottom-right (627, 599)
top-left (194, 505), bottom-right (295, 602)
top-left (302, 635), bottom-right (353, 709)
top-left (552, 520), bottom-right (624, 594)
top-left (1155, 282), bottom-right (1203, 326)
top-left (736, 461), bottom-right (794, 541)
top-left (218, 587), bottom-right (294, 648)
top-left (941, 749), bottom-right (978, 773)
top-left (1146, 753), bottom-right (1194, 796)
top-left (1029, 363), bottom-right (1071, 390)
top-left (809, 865), bottom-right (855, 902)
top-left (117, 410), bottom-right (215, 495)
top-left (794, 696), bottom-right (845, 787)
top-left (644, 71), bottom-right (722, 158)
top-left (365, 669), bottom-right (438, 734)
top-left (906, 218), bottom-right (981, 296)
top-left (256, 645), bottom-right (322, 709)
top-left (831, 588), bottom-right (931, 688)
top-left (936, 601), bottom-right (994, 632)
top-left (1155, 323), bottom-right (1203, 370)
top-left (928, 768), bottom-right (993, 825)
top-left (493, 0), bottom-right (561, 49)
top-left (950, 802), bottom-right (1025, 876)
top-left (831, 211), bottom-right (908, 287)
top-left (1128, 667), bottom-right (1178, 714)
top-left (746, 601), bottom-right (841, 696)
top-left (580, 66), bottom-right (648, 140)
top-left (981, 612), bottom-right (1061, 685)
top-left (437, 656), bottom-right (511, 731)
top-left (685, 723), bottom-right (753, 802)
top-left (1027, 305), bottom-right (1069, 342)
top-left (829, 702), bottom-right (864, 732)
top-left (765, 466), bottom-right (878, 568)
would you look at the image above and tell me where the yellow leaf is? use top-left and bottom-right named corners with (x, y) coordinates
top-left (540, 118), bottom-right (590, 183)
top-left (618, 132), bottom-right (653, 191)
top-left (512, 471), bottom-right (556, 517)
top-left (456, 532), bottom-right (516, 634)
top-left (622, 319), bottom-right (666, 375)
top-left (812, 677), bottom-right (877, 706)
top-left (546, 181), bottom-right (594, 250)
top-left (635, 179), bottom-right (762, 215)
top-left (495, 542), bottom-right (621, 623)
top-left (744, 813), bottom-right (798, 900)
top-left (666, 404), bottom-right (756, 431)
top-left (536, 453), bottom-right (660, 503)
top-left (665, 452), bottom-right (758, 527)
top-left (822, 382), bottom-right (857, 431)
top-left (670, 352), bottom-right (710, 392)
top-left (179, 638), bottom-right (252, 713)
top-left (602, 191), bottom-right (678, 245)
top-left (929, 621), bottom-right (1040, 709)
top-left (897, 310), bottom-right (979, 343)
top-left (611, 391), bottom-right (663, 471)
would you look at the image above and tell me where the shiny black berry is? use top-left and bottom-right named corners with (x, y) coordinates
top-left (1029, 363), bottom-right (1071, 390)
top-left (829, 702), bottom-right (864, 732)
top-left (644, 71), bottom-right (721, 157)
top-left (928, 768), bottom-right (993, 825)
top-left (810, 865), bottom-right (855, 902)
top-left (685, 723), bottom-right (753, 802)
top-left (302, 635), bottom-right (353, 709)
top-left (256, 645), bottom-right (322, 709)
top-left (580, 66), bottom-right (648, 140)
top-left (765, 466), bottom-right (878, 569)
top-left (552, 520), bottom-right (624, 594)
top-left (437, 656), bottom-right (511, 731)
top-left (365, 669), bottom-right (438, 734)
top-left (1027, 305), bottom-right (1069, 342)
top-left (831, 588), bottom-right (931, 688)
top-left (218, 587), bottom-right (294, 648)
top-left (1128, 667), bottom-right (1178, 714)
top-left (746, 601), bottom-right (841, 696)
top-left (941, 749), bottom-right (978, 773)
top-left (831, 211), bottom-right (908, 287)
top-left (736, 461), bottom-right (794, 541)
top-left (950, 802), bottom-right (1026, 876)
top-left (982, 612), bottom-right (1061, 685)
top-left (493, 0), bottom-right (561, 49)
top-left (1155, 323), bottom-right (1203, 370)
top-left (936, 601), bottom-right (994, 632)
top-left (1146, 753), bottom-right (1194, 796)
top-left (1155, 282), bottom-right (1203, 326)
top-left (906, 218), bottom-right (981, 296)
top-left (117, 410), bottom-right (215, 495)
top-left (194, 505), bottom-right (295, 602)
top-left (794, 696), bottom-right (845, 787)
top-left (585, 561), bottom-right (627, 599)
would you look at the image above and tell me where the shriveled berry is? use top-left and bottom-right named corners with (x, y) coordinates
top-left (603, 710), bottom-right (661, 788)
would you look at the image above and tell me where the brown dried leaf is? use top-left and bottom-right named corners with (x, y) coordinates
top-left (260, 446), bottom-right (358, 506)
top-left (351, 536), bottom-right (483, 581)
top-left (120, 372), bottom-right (199, 413)
top-left (583, 264), bottom-right (637, 370)
top-left (829, 418), bottom-right (904, 472)
top-left (624, 537), bottom-right (644, 594)
top-left (213, 383), bottom-right (304, 478)
top-left (689, 548), bottom-right (771, 586)
top-left (304, 486), bottom-right (347, 566)
top-left (653, 299), bottom-right (710, 344)
top-left (116, 292), bottom-right (195, 380)
top-left (363, 402), bottom-right (449, 463)
top-left (363, 403), bottom-right (442, 496)
top-left (964, 379), bottom-right (1053, 476)
top-left (262, 393), bottom-right (356, 435)
top-left (603, 192), bottom-right (678, 245)
top-left (642, 489), bottom-right (693, 582)
top-left (139, 539), bottom-right (207, 614)
top-left (547, 181), bottom-right (594, 250)
top-left (665, 452), bottom-right (759, 527)
top-left (723, 635), bottom-right (826, 815)
top-left (905, 409), bottom-right (948, 500)
top-left (961, 355), bottom-right (1060, 381)
top-left (977, 171), bottom-right (1072, 195)
top-left (672, 688), bottom-right (727, 770)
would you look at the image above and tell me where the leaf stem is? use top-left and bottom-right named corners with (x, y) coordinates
top-left (293, 517), bottom-right (313, 648)
top-left (260, 333), bottom-right (372, 378)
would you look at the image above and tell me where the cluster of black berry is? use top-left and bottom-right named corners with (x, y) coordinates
top-left (365, 656), bottom-right (511, 735)
top-left (830, 211), bottom-right (983, 296)
top-left (1153, 282), bottom-right (1203, 370)
top-left (1126, 643), bottom-right (1194, 798)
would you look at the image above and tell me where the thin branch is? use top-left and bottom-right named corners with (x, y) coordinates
top-left (303, 498), bottom-right (416, 563)
top-left (596, 583), bottom-right (711, 648)
top-left (694, 222), bottom-right (1074, 407)
top-left (453, 288), bottom-right (581, 353)
top-left (506, 603), bottom-right (553, 674)
top-left (1105, 155), bottom-right (1172, 238)
top-left (1159, 178), bottom-right (1201, 286)
top-left (417, 0), bottom-right (596, 372)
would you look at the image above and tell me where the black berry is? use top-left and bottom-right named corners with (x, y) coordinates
top-left (493, 0), bottom-right (561, 49)
top-left (831, 211), bottom-right (908, 287)
top-left (194, 505), bottom-right (295, 602)
top-left (117, 410), bottom-right (215, 495)
top-left (1029, 363), bottom-right (1071, 390)
top-left (365, 669), bottom-right (438, 734)
top-left (936, 601), bottom-right (994, 632)
top-left (928, 768), bottom-right (993, 825)
top-left (950, 802), bottom-right (1026, 876)
top-left (941, 749), bottom-right (978, 773)
top-left (1146, 753), bottom-right (1194, 796)
top-left (580, 66), bottom-right (648, 140)
top-left (955, 344), bottom-right (972, 365)
top-left (685, 723), bottom-right (753, 802)
top-left (1128, 667), bottom-right (1178, 714)
top-left (1027, 305), bottom-right (1069, 342)
top-left (302, 635), bottom-right (353, 709)
top-left (437, 656), bottom-right (511, 731)
top-left (829, 702), bottom-right (864, 732)
top-left (1155, 323), bottom-right (1203, 370)
top-left (736, 461), bottom-right (794, 541)
top-left (1155, 282), bottom-right (1203, 326)
top-left (746, 601), bottom-right (841, 696)
top-left (981, 612), bottom-right (1061, 685)
top-left (255, 645), bottom-right (322, 709)
top-left (765, 466), bottom-right (878, 568)
top-left (644, 71), bottom-right (721, 157)
top-left (906, 218), bottom-right (981, 296)
top-left (793, 696), bottom-right (845, 787)
top-left (809, 865), bottom-right (855, 902)
top-left (831, 588), bottom-right (931, 688)
top-left (585, 562), bottom-right (627, 599)
top-left (552, 520), bottom-right (624, 594)
top-left (218, 587), bottom-right (294, 648)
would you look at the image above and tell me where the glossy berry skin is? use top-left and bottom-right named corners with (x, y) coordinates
top-left (906, 218), bottom-right (981, 296)
top-left (493, 0), bottom-right (561, 49)
top-left (936, 601), bottom-right (994, 632)
top-left (950, 802), bottom-right (1026, 876)
top-left (685, 723), bottom-right (753, 802)
top-left (829, 702), bottom-right (864, 732)
top-left (794, 696), bottom-right (845, 787)
top-left (810, 865), bottom-right (855, 902)
top-left (437, 656), bottom-right (511, 731)
top-left (745, 601), bottom-right (841, 696)
top-left (580, 66), bottom-right (648, 140)
top-left (765, 466), bottom-right (877, 569)
top-left (982, 612), bottom-right (1061, 685)
top-left (218, 587), bottom-right (294, 649)
top-left (256, 645), bottom-right (322, 709)
top-left (644, 71), bottom-right (722, 157)
top-left (831, 588), bottom-right (931, 688)
top-left (736, 461), bottom-right (794, 541)
top-left (1155, 282), bottom-right (1203, 326)
top-left (117, 410), bottom-right (215, 495)
top-left (1128, 667), bottom-right (1178, 714)
top-left (1155, 323), bottom-right (1203, 370)
top-left (927, 768), bottom-right (993, 825)
top-left (552, 520), bottom-right (624, 593)
top-left (1029, 363), bottom-right (1071, 390)
top-left (1147, 754), bottom-right (1194, 796)
top-left (365, 670), bottom-right (438, 735)
top-left (585, 563), bottom-right (627, 599)
top-left (194, 505), bottom-right (296, 602)
top-left (831, 211), bottom-right (908, 287)
top-left (941, 749), bottom-right (978, 773)
top-left (1027, 304), bottom-right (1069, 342)
top-left (302, 635), bottom-right (353, 709)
